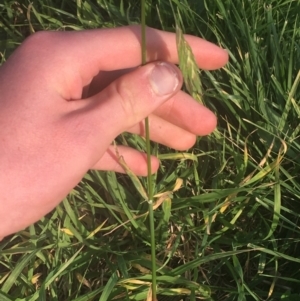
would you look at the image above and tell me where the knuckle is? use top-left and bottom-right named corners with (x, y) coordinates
top-left (20, 31), bottom-right (55, 54)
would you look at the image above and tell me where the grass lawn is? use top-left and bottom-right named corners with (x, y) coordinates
top-left (0, 0), bottom-right (300, 300)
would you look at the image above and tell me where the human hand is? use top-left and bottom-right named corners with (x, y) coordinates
top-left (0, 26), bottom-right (228, 238)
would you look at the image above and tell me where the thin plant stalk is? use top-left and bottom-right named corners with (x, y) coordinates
top-left (141, 0), bottom-right (157, 300)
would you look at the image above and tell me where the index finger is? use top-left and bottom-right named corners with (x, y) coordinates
top-left (20, 26), bottom-right (228, 88)
top-left (76, 25), bottom-right (229, 71)
top-left (10, 26), bottom-right (228, 95)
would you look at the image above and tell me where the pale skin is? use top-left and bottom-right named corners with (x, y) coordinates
top-left (0, 26), bottom-right (228, 239)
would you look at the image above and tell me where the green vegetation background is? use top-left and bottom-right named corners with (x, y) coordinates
top-left (0, 0), bottom-right (299, 300)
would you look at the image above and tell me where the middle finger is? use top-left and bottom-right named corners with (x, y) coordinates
top-left (127, 114), bottom-right (196, 150)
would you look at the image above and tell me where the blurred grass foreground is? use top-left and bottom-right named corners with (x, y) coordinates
top-left (0, 0), bottom-right (300, 300)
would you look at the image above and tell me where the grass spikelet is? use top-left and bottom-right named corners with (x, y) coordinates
top-left (176, 23), bottom-right (203, 104)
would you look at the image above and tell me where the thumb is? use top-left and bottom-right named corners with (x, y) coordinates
top-left (79, 62), bottom-right (182, 140)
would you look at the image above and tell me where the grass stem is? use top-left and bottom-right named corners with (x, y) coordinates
top-left (141, 0), bottom-right (157, 300)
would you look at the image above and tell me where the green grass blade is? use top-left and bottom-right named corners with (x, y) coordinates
top-left (99, 272), bottom-right (118, 301)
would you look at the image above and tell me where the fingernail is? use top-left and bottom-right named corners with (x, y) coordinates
top-left (149, 62), bottom-right (180, 96)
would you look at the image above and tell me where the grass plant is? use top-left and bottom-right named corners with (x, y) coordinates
top-left (1, 0), bottom-right (300, 300)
